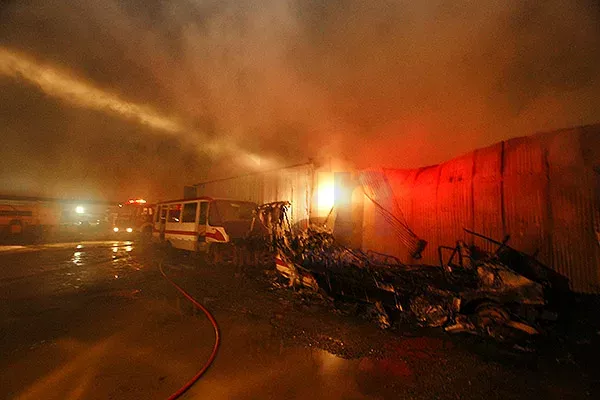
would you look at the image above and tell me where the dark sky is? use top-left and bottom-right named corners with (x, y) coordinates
top-left (1, 0), bottom-right (599, 201)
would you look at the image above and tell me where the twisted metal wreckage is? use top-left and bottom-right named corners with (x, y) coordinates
top-left (245, 201), bottom-right (564, 341)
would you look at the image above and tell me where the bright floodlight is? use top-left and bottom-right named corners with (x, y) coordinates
top-left (75, 206), bottom-right (85, 214)
top-left (126, 228), bottom-right (133, 233)
top-left (113, 227), bottom-right (119, 232)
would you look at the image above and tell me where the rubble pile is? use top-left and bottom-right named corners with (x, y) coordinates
top-left (248, 202), bottom-right (560, 342)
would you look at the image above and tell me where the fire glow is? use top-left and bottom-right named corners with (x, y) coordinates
top-left (316, 172), bottom-right (335, 216)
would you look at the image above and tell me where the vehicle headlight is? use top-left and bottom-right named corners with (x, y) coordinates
top-left (126, 228), bottom-right (133, 233)
top-left (113, 227), bottom-right (119, 232)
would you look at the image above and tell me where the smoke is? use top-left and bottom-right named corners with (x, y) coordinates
top-left (0, 0), bottom-right (599, 199)
top-left (0, 46), bottom-right (271, 166)
top-left (0, 47), bottom-right (182, 134)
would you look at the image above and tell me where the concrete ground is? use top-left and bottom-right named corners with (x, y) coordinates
top-left (0, 242), bottom-right (598, 399)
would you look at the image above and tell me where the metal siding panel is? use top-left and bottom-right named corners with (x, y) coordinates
top-left (383, 168), bottom-right (415, 227)
top-left (548, 130), bottom-right (600, 293)
top-left (411, 166), bottom-right (440, 265)
top-left (502, 136), bottom-right (549, 260)
top-left (581, 124), bottom-right (600, 168)
top-left (196, 164), bottom-right (314, 226)
top-left (580, 125), bottom-right (600, 292)
top-left (382, 168), bottom-right (417, 261)
top-left (360, 169), bottom-right (419, 261)
top-left (472, 143), bottom-right (504, 253)
top-left (550, 169), bottom-right (599, 293)
top-left (437, 153), bottom-right (474, 250)
top-left (362, 193), bottom-right (397, 256)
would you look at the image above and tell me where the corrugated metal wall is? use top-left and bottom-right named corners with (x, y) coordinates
top-left (195, 163), bottom-right (315, 227)
top-left (471, 143), bottom-right (504, 253)
top-left (364, 124), bottom-right (600, 293)
top-left (192, 125), bottom-right (599, 293)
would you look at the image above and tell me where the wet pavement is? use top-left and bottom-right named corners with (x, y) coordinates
top-left (0, 242), bottom-right (598, 399)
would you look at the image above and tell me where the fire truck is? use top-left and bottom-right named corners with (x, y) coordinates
top-left (1, 195), bottom-right (114, 241)
top-left (111, 199), bottom-right (155, 240)
top-left (0, 196), bottom-right (60, 241)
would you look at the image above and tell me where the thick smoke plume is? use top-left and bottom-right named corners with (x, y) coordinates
top-left (1, 0), bottom-right (599, 200)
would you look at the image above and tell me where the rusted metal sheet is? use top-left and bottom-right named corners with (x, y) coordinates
top-left (436, 153), bottom-right (474, 250)
top-left (502, 136), bottom-right (550, 264)
top-left (472, 142), bottom-right (504, 253)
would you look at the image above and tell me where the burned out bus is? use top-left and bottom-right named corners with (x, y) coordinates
top-left (152, 197), bottom-right (257, 262)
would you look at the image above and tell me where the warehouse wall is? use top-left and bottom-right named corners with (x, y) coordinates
top-left (362, 124), bottom-right (600, 294)
top-left (195, 162), bottom-right (320, 228)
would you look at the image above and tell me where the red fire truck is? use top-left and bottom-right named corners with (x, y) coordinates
top-left (111, 199), bottom-right (155, 240)
top-left (0, 196), bottom-right (60, 241)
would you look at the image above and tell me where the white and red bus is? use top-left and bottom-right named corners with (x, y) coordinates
top-left (112, 199), bottom-right (155, 239)
top-left (152, 197), bottom-right (257, 261)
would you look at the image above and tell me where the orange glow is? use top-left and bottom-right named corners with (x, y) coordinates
top-left (316, 172), bottom-right (335, 216)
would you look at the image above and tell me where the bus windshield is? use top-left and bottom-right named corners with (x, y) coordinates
top-left (208, 200), bottom-right (256, 225)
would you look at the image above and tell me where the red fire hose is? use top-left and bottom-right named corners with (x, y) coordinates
top-left (159, 262), bottom-right (221, 400)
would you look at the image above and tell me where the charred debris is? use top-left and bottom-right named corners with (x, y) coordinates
top-left (241, 201), bottom-right (566, 343)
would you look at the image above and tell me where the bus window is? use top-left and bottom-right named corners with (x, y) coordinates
top-left (199, 202), bottom-right (208, 224)
top-left (159, 206), bottom-right (167, 221)
top-left (182, 202), bottom-right (198, 223)
top-left (209, 200), bottom-right (256, 225)
top-left (168, 204), bottom-right (182, 222)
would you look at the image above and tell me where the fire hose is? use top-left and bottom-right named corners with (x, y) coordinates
top-left (159, 262), bottom-right (221, 400)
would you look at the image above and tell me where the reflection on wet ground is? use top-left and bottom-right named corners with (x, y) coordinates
top-left (0, 243), bottom-right (596, 399)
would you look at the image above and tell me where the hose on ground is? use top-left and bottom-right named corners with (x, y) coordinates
top-left (159, 262), bottom-right (221, 400)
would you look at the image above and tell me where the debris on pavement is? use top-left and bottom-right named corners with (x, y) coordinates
top-left (245, 201), bottom-right (558, 342)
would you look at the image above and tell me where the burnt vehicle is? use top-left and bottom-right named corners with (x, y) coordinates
top-left (252, 201), bottom-right (559, 341)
